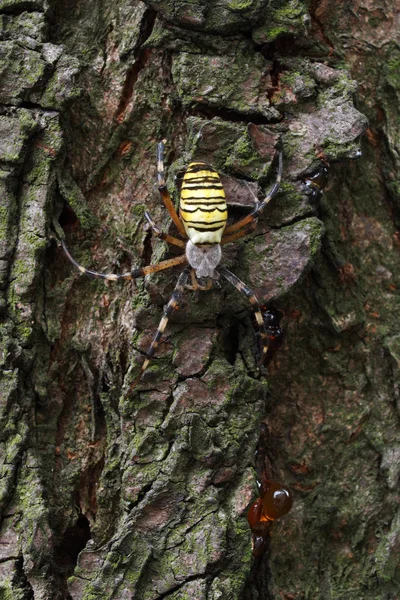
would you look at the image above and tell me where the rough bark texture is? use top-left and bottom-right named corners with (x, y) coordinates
top-left (0, 0), bottom-right (398, 599)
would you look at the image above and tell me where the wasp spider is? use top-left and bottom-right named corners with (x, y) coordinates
top-left (61, 141), bottom-right (282, 385)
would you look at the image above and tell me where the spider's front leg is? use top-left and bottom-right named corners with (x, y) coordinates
top-left (157, 141), bottom-right (187, 237)
top-left (60, 238), bottom-right (188, 280)
top-left (144, 211), bottom-right (186, 249)
top-left (222, 152), bottom-right (283, 237)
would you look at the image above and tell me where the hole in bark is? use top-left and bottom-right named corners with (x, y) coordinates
top-left (54, 514), bottom-right (92, 575)
top-left (93, 393), bottom-right (107, 442)
top-left (127, 480), bottom-right (154, 512)
top-left (260, 33), bottom-right (299, 60)
top-left (221, 319), bottom-right (240, 365)
top-left (102, 372), bottom-right (111, 392)
top-left (142, 228), bottom-right (153, 267)
top-left (267, 59), bottom-right (282, 102)
top-left (59, 203), bottom-right (78, 228)
top-left (0, 3), bottom-right (38, 15)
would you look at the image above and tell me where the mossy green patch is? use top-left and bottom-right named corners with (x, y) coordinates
top-left (225, 131), bottom-right (273, 179)
top-left (252, 0), bottom-right (308, 44)
top-left (40, 54), bottom-right (82, 110)
top-left (322, 138), bottom-right (359, 161)
top-left (172, 44), bottom-right (278, 120)
top-left (0, 111), bottom-right (39, 165)
top-left (227, 0), bottom-right (255, 11)
top-left (0, 582), bottom-right (25, 600)
top-left (317, 74), bottom-right (358, 108)
top-left (383, 49), bottom-right (400, 91)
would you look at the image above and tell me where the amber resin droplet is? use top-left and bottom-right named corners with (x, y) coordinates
top-left (260, 480), bottom-right (293, 521)
top-left (247, 481), bottom-right (293, 557)
top-left (247, 497), bottom-right (263, 531)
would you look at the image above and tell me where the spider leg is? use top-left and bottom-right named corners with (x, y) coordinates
top-left (218, 266), bottom-right (269, 366)
top-left (132, 266), bottom-right (192, 386)
top-left (188, 270), bottom-right (212, 291)
top-left (144, 211), bottom-right (186, 248)
top-left (223, 152), bottom-right (282, 236)
top-left (157, 141), bottom-right (187, 237)
top-left (221, 222), bottom-right (257, 245)
top-left (61, 238), bottom-right (187, 280)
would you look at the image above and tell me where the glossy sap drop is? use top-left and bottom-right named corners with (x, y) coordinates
top-left (261, 480), bottom-right (293, 521)
top-left (247, 497), bottom-right (263, 530)
top-left (247, 480), bottom-right (293, 530)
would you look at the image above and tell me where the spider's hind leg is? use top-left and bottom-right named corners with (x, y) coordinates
top-left (130, 266), bottom-right (191, 389)
top-left (218, 266), bottom-right (269, 368)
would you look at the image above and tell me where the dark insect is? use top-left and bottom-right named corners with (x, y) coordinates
top-left (261, 308), bottom-right (283, 367)
top-left (303, 165), bottom-right (329, 202)
top-left (60, 141), bottom-right (282, 384)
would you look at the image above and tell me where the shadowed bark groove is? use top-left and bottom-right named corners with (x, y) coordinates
top-left (0, 0), bottom-right (398, 599)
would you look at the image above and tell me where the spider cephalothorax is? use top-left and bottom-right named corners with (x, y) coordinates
top-left (185, 241), bottom-right (221, 279)
top-left (61, 141), bottom-right (282, 384)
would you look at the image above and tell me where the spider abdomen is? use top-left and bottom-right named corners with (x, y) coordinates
top-left (180, 162), bottom-right (228, 244)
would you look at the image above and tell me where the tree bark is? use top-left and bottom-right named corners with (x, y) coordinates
top-left (0, 0), bottom-right (398, 599)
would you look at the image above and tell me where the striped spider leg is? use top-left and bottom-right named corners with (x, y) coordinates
top-left (144, 211), bottom-right (186, 249)
top-left (157, 140), bottom-right (187, 237)
top-left (130, 266), bottom-right (192, 389)
top-left (222, 152), bottom-right (283, 238)
top-left (216, 155), bottom-right (283, 364)
top-left (220, 223), bottom-right (257, 246)
top-left (218, 267), bottom-right (269, 366)
top-left (61, 238), bottom-right (187, 281)
top-left (60, 237), bottom-right (190, 387)
top-left (61, 141), bottom-right (283, 387)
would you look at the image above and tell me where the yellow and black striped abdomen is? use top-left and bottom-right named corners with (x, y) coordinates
top-left (180, 162), bottom-right (228, 244)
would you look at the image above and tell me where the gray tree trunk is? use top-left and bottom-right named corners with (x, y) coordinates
top-left (0, 0), bottom-right (398, 598)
